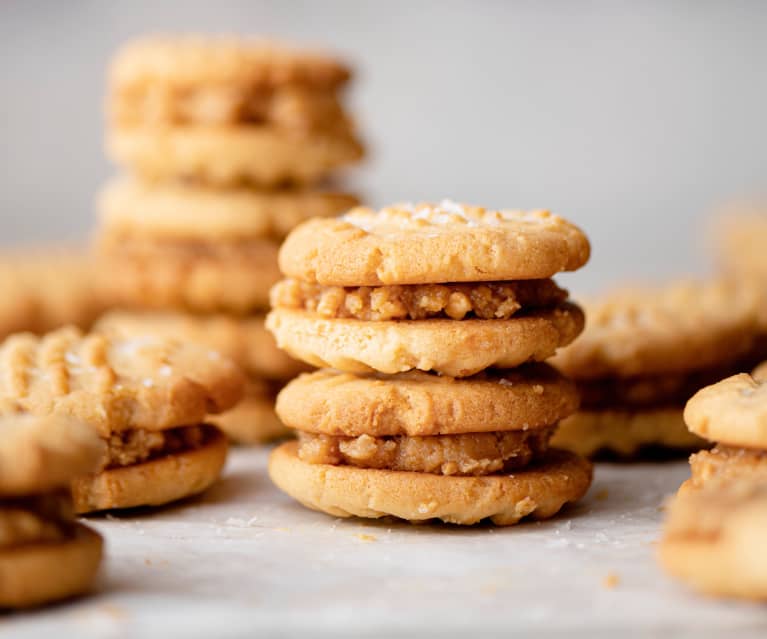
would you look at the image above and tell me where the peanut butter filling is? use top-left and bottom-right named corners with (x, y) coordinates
top-left (297, 428), bottom-right (554, 476)
top-left (0, 493), bottom-right (74, 548)
top-left (113, 85), bottom-right (349, 132)
top-left (101, 425), bottom-right (208, 471)
top-left (271, 278), bottom-right (568, 321)
top-left (689, 445), bottom-right (767, 489)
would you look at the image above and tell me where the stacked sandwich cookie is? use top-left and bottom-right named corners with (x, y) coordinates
top-left (96, 35), bottom-right (364, 442)
top-left (0, 328), bottom-right (243, 514)
top-left (551, 280), bottom-right (764, 458)
top-left (0, 414), bottom-right (104, 608)
top-left (659, 363), bottom-right (767, 600)
top-left (267, 202), bottom-right (593, 526)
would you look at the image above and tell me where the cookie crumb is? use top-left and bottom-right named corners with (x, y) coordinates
top-left (602, 572), bottom-right (620, 589)
top-left (355, 533), bottom-right (377, 543)
top-left (595, 489), bottom-right (609, 501)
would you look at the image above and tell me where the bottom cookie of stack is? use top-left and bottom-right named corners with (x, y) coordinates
top-left (270, 366), bottom-right (592, 526)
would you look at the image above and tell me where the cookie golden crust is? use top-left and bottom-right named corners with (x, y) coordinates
top-left (684, 373), bottom-right (767, 448)
top-left (0, 494), bottom-right (73, 547)
top-left (107, 125), bottom-right (364, 187)
top-left (297, 428), bottom-right (554, 476)
top-left (688, 446), bottom-right (767, 490)
top-left (269, 442), bottom-right (592, 525)
top-left (660, 482), bottom-right (767, 600)
top-left (753, 360), bottom-right (767, 381)
top-left (0, 248), bottom-right (115, 339)
top-left (266, 304), bottom-right (584, 377)
top-left (99, 177), bottom-right (359, 242)
top-left (213, 383), bottom-right (289, 444)
top-left (0, 328), bottom-right (244, 437)
top-left (111, 36), bottom-right (351, 93)
top-left (72, 426), bottom-right (227, 514)
top-left (270, 278), bottom-right (568, 321)
top-left (96, 311), bottom-right (307, 381)
top-left (276, 364), bottom-right (578, 437)
top-left (279, 203), bottom-right (590, 286)
top-left (0, 415), bottom-right (103, 497)
top-left (551, 408), bottom-right (704, 458)
top-left (0, 523), bottom-right (103, 609)
top-left (551, 279), bottom-right (763, 380)
top-left (100, 235), bottom-right (280, 314)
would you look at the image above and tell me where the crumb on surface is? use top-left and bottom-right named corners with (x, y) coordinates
top-left (603, 572), bottom-right (620, 589)
top-left (595, 489), bottom-right (609, 501)
top-left (356, 533), bottom-right (377, 543)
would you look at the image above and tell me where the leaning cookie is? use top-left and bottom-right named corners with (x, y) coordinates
top-left (0, 328), bottom-right (244, 514)
top-left (0, 414), bottom-right (104, 608)
top-left (659, 480), bottom-right (767, 600)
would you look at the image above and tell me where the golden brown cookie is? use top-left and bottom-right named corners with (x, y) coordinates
top-left (552, 279), bottom-right (763, 380)
top-left (0, 415), bottom-right (104, 497)
top-left (212, 379), bottom-right (289, 444)
top-left (0, 248), bottom-right (115, 339)
top-left (108, 123), bottom-right (362, 187)
top-left (753, 360), bottom-right (767, 381)
top-left (0, 328), bottom-right (244, 436)
top-left (551, 408), bottom-right (705, 458)
top-left (96, 311), bottom-right (307, 381)
top-left (0, 523), bottom-right (103, 609)
top-left (71, 426), bottom-right (227, 513)
top-left (279, 203), bottom-right (590, 286)
top-left (269, 441), bottom-right (592, 525)
top-left (276, 364), bottom-right (578, 437)
top-left (684, 373), bottom-right (767, 449)
top-left (687, 446), bottom-right (767, 490)
top-left (266, 303), bottom-right (584, 377)
top-left (99, 234), bottom-right (281, 314)
top-left (659, 480), bottom-right (767, 600)
top-left (98, 177), bottom-right (359, 242)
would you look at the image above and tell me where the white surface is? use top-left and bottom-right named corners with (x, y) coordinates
top-left (4, 448), bottom-right (767, 638)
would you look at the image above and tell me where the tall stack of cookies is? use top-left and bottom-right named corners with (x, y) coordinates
top-left (551, 280), bottom-right (765, 458)
top-left (659, 363), bottom-right (767, 599)
top-left (94, 36), bottom-right (364, 443)
top-left (267, 202), bottom-right (593, 526)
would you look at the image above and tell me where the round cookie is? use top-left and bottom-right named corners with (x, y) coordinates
top-left (0, 328), bottom-right (244, 436)
top-left (266, 303), bottom-right (584, 377)
top-left (279, 202), bottom-right (590, 286)
top-left (71, 426), bottom-right (227, 513)
top-left (660, 481), bottom-right (767, 600)
top-left (684, 373), bottom-right (767, 448)
top-left (552, 279), bottom-right (763, 380)
top-left (276, 364), bottom-right (578, 436)
top-left (269, 441), bottom-right (592, 526)
top-left (99, 177), bottom-right (359, 242)
top-left (107, 126), bottom-right (363, 187)
top-left (96, 311), bottom-right (307, 381)
top-left (0, 523), bottom-right (103, 609)
top-left (100, 235), bottom-right (281, 314)
top-left (110, 35), bottom-right (351, 94)
top-left (551, 408), bottom-right (705, 458)
top-left (0, 415), bottom-right (104, 497)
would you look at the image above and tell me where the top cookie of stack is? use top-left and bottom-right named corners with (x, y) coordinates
top-left (267, 201), bottom-right (594, 526)
top-left (107, 35), bottom-right (363, 186)
top-left (95, 35), bottom-right (364, 443)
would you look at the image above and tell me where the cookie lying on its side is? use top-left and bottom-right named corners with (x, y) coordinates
top-left (0, 327), bottom-right (244, 514)
top-left (0, 414), bottom-right (104, 608)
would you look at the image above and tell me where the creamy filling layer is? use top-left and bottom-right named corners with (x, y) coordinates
top-left (689, 445), bottom-right (767, 488)
top-left (112, 85), bottom-right (348, 132)
top-left (101, 424), bottom-right (208, 471)
top-left (271, 278), bottom-right (568, 321)
top-left (0, 492), bottom-right (74, 548)
top-left (297, 428), bottom-right (554, 476)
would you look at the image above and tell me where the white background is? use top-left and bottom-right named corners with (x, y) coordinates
top-left (1, 1), bottom-right (765, 292)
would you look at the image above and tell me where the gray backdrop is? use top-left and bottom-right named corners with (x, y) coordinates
top-left (1, 1), bottom-right (765, 291)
